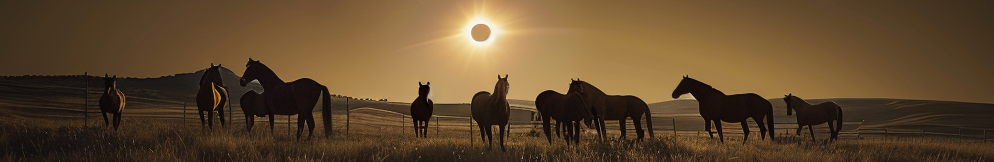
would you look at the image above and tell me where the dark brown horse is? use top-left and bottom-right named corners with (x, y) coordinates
top-left (472, 74), bottom-right (510, 151)
top-left (671, 76), bottom-right (774, 143)
top-left (99, 74), bottom-right (126, 130)
top-left (240, 90), bottom-right (265, 131)
top-left (239, 58), bottom-right (333, 139)
top-left (567, 79), bottom-right (654, 141)
top-left (196, 64), bottom-right (229, 130)
top-left (783, 93), bottom-right (843, 142)
top-left (535, 89), bottom-right (594, 145)
top-left (411, 82), bottom-right (434, 138)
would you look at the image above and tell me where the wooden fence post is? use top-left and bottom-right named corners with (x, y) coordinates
top-left (183, 102), bottom-right (187, 125)
top-left (84, 72), bottom-right (87, 127)
top-left (984, 130), bottom-right (987, 142)
top-left (672, 118), bottom-right (677, 136)
top-left (346, 98), bottom-right (350, 135)
top-left (470, 116), bottom-right (473, 147)
top-left (884, 128), bottom-right (888, 140)
top-left (435, 115), bottom-right (439, 137)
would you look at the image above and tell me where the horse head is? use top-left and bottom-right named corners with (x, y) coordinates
top-left (418, 82), bottom-right (430, 97)
top-left (570, 91), bottom-right (596, 128)
top-left (103, 74), bottom-right (117, 90)
top-left (671, 75), bottom-right (693, 99)
top-left (783, 93), bottom-right (794, 116)
top-left (240, 58), bottom-right (282, 87)
top-left (494, 74), bottom-right (509, 97)
top-left (200, 63), bottom-right (224, 88)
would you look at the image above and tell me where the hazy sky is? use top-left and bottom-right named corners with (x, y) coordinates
top-left (2, 1), bottom-right (993, 104)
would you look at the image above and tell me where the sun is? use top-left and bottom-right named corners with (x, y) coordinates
top-left (464, 18), bottom-right (498, 46)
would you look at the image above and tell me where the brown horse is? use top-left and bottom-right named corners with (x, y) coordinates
top-left (240, 90), bottom-right (265, 132)
top-left (671, 76), bottom-right (774, 143)
top-left (535, 89), bottom-right (594, 145)
top-left (783, 93), bottom-right (843, 142)
top-left (411, 82), bottom-right (434, 138)
top-left (99, 74), bottom-right (126, 130)
top-left (239, 58), bottom-right (333, 139)
top-left (567, 79), bottom-right (654, 141)
top-left (472, 74), bottom-right (510, 151)
top-left (196, 64), bottom-right (229, 130)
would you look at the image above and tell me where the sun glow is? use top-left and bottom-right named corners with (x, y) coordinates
top-left (464, 17), bottom-right (499, 46)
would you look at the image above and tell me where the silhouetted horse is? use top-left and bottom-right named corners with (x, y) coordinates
top-left (783, 93), bottom-right (843, 142)
top-left (240, 90), bottom-right (265, 132)
top-left (411, 82), bottom-right (434, 138)
top-left (99, 74), bottom-right (126, 130)
top-left (567, 79), bottom-right (654, 141)
top-left (535, 89), bottom-right (594, 145)
top-left (472, 75), bottom-right (511, 151)
top-left (196, 64), bottom-right (229, 130)
top-left (671, 76), bottom-right (775, 143)
top-left (240, 58), bottom-right (333, 139)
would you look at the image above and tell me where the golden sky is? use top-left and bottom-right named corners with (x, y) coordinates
top-left (1, 1), bottom-right (993, 104)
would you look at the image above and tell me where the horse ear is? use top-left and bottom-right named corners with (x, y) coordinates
top-left (427, 82), bottom-right (430, 85)
top-left (249, 58), bottom-right (254, 62)
top-left (505, 74), bottom-right (508, 79)
top-left (419, 82), bottom-right (422, 85)
top-left (112, 75), bottom-right (116, 79)
top-left (211, 63), bottom-right (214, 67)
top-left (217, 63), bottom-right (221, 67)
top-left (105, 74), bottom-right (108, 77)
top-left (497, 75), bottom-right (501, 79)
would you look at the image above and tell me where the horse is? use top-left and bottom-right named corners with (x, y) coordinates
top-left (411, 82), bottom-right (434, 138)
top-left (239, 58), bottom-right (333, 139)
top-left (196, 63), bottom-right (229, 130)
top-left (240, 90), bottom-right (266, 132)
top-left (670, 75), bottom-right (775, 143)
top-left (567, 79), bottom-right (654, 141)
top-left (783, 93), bottom-right (843, 142)
top-left (536, 89), bottom-right (594, 145)
top-left (471, 74), bottom-right (511, 151)
top-left (99, 74), bottom-right (126, 130)
top-left (535, 89), bottom-right (594, 145)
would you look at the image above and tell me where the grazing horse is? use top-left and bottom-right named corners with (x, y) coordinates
top-left (535, 89), bottom-right (594, 145)
top-left (240, 91), bottom-right (266, 131)
top-left (567, 79), bottom-right (654, 141)
top-left (411, 82), bottom-right (434, 138)
top-left (472, 74), bottom-right (511, 151)
top-left (196, 64), bottom-right (229, 130)
top-left (239, 58), bottom-right (333, 139)
top-left (670, 76), bottom-right (775, 143)
top-left (783, 94), bottom-right (843, 142)
top-left (99, 74), bottom-right (126, 130)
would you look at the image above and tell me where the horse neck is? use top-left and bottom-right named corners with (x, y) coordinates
top-left (687, 83), bottom-right (725, 102)
top-left (790, 97), bottom-right (813, 111)
top-left (255, 69), bottom-right (285, 90)
top-left (582, 83), bottom-right (609, 98)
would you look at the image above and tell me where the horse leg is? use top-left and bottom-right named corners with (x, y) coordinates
top-left (102, 112), bottom-right (110, 127)
top-left (598, 117), bottom-right (608, 140)
top-left (198, 111), bottom-right (206, 130)
top-left (113, 113), bottom-right (122, 131)
top-left (269, 113), bottom-right (276, 134)
top-left (755, 117), bottom-right (768, 140)
top-left (740, 121), bottom-right (750, 144)
top-left (634, 117), bottom-right (645, 141)
top-left (573, 121), bottom-right (581, 144)
top-left (208, 110), bottom-right (215, 130)
top-left (424, 119), bottom-right (430, 138)
top-left (827, 121), bottom-right (837, 141)
top-left (218, 106), bottom-right (225, 128)
top-left (555, 120), bottom-right (562, 138)
top-left (485, 125), bottom-right (494, 150)
top-left (296, 115), bottom-right (306, 140)
top-left (704, 119), bottom-right (714, 139)
top-left (563, 121), bottom-right (572, 145)
top-left (306, 114), bottom-right (316, 140)
top-left (714, 120), bottom-right (724, 143)
top-left (246, 116), bottom-right (255, 132)
top-left (413, 119), bottom-right (420, 138)
top-left (796, 125), bottom-right (803, 136)
top-left (498, 124), bottom-right (506, 152)
top-left (808, 125), bottom-right (816, 142)
top-left (619, 118), bottom-right (627, 140)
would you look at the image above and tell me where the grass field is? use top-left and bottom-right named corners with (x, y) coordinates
top-left (3, 113), bottom-right (993, 162)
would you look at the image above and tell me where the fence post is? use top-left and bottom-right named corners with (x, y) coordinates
top-left (183, 102), bottom-right (187, 125)
top-left (84, 72), bottom-right (87, 127)
top-left (346, 98), bottom-right (350, 135)
top-left (884, 128), bottom-right (888, 140)
top-left (288, 115), bottom-right (291, 136)
top-left (984, 130), bottom-right (987, 142)
top-left (228, 94), bottom-right (232, 129)
top-left (470, 116), bottom-right (473, 147)
top-left (672, 118), bottom-right (677, 136)
top-left (435, 115), bottom-right (439, 137)
top-left (402, 114), bottom-right (405, 134)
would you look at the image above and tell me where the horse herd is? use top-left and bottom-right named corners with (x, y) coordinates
top-left (95, 58), bottom-right (845, 151)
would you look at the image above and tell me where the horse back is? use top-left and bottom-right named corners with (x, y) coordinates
top-left (534, 90), bottom-right (564, 118)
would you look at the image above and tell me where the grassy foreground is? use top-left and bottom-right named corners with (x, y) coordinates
top-left (2, 116), bottom-right (993, 162)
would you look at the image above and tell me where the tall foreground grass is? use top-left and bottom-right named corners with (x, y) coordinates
top-left (2, 116), bottom-right (992, 161)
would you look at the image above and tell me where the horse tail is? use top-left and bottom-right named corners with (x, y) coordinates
top-left (767, 102), bottom-right (776, 140)
top-left (322, 85), bottom-right (333, 138)
top-left (643, 101), bottom-right (655, 138)
top-left (835, 104), bottom-right (843, 138)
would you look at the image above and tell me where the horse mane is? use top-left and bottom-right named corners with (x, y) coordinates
top-left (247, 61), bottom-right (285, 86)
top-left (685, 77), bottom-right (725, 96)
top-left (573, 81), bottom-right (608, 97)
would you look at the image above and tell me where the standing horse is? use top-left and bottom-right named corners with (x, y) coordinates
top-left (783, 93), bottom-right (843, 142)
top-left (567, 79), bottom-right (654, 141)
top-left (99, 74), bottom-right (126, 130)
top-left (196, 64), bottom-right (229, 130)
top-left (240, 90), bottom-right (266, 131)
top-left (472, 74), bottom-right (511, 151)
top-left (411, 82), bottom-right (434, 138)
top-left (239, 58), bottom-right (333, 139)
top-left (535, 89), bottom-right (594, 145)
top-left (670, 76), bottom-right (774, 143)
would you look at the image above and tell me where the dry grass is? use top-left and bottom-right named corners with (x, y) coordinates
top-left (2, 116), bottom-right (993, 162)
